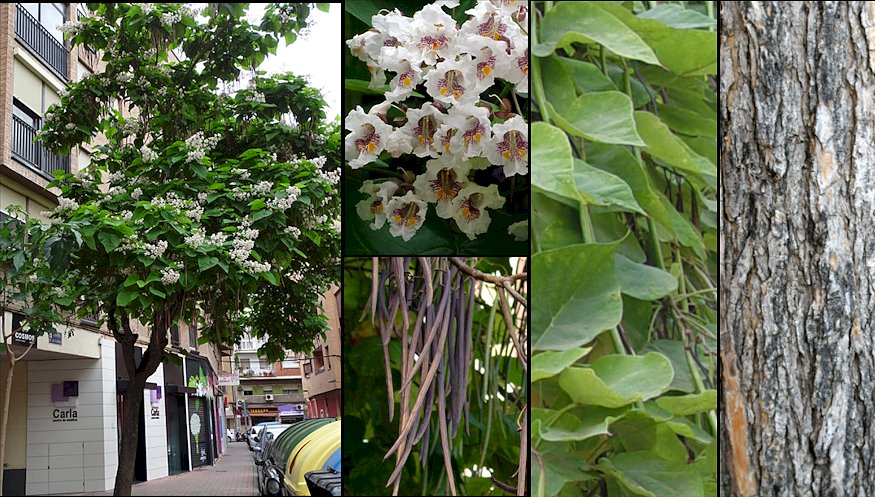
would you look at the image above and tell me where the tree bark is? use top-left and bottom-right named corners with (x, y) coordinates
top-left (721, 2), bottom-right (875, 496)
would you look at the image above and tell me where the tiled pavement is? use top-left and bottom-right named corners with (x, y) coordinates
top-left (60, 440), bottom-right (259, 496)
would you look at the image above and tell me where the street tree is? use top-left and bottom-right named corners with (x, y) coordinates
top-left (35, 3), bottom-right (339, 495)
top-left (721, 2), bottom-right (875, 496)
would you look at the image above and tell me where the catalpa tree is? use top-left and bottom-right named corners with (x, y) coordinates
top-left (37, 3), bottom-right (339, 494)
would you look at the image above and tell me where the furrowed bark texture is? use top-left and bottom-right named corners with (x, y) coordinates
top-left (721, 2), bottom-right (875, 496)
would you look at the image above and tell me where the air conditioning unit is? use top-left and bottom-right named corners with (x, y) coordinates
top-left (265, 394), bottom-right (274, 402)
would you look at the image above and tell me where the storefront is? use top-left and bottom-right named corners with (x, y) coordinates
top-left (248, 406), bottom-right (279, 424)
top-left (278, 404), bottom-right (305, 423)
top-left (163, 358), bottom-right (193, 475)
top-left (185, 356), bottom-right (219, 467)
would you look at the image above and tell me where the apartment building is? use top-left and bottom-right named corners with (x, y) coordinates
top-left (300, 285), bottom-right (341, 418)
top-left (0, 4), bottom-right (230, 494)
top-left (230, 332), bottom-right (306, 429)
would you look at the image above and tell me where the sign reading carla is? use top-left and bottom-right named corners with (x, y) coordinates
top-left (52, 408), bottom-right (77, 422)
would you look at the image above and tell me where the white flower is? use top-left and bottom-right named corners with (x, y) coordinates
top-left (507, 220), bottom-right (528, 241)
top-left (242, 260), bottom-right (271, 274)
top-left (406, 1), bottom-right (460, 66)
top-left (385, 129), bottom-right (414, 158)
top-left (356, 180), bottom-right (399, 230)
top-left (253, 181), bottom-right (273, 195)
top-left (399, 103), bottom-right (445, 158)
top-left (283, 226), bottom-right (301, 238)
top-left (209, 232), bottom-right (228, 246)
top-left (424, 57), bottom-right (479, 106)
top-left (161, 11), bottom-right (181, 26)
top-left (141, 145), bottom-right (158, 162)
top-left (121, 211), bottom-right (133, 221)
top-left (65, 123), bottom-right (76, 130)
top-left (506, 47), bottom-right (528, 94)
top-left (386, 191), bottom-right (428, 241)
top-left (131, 187), bottom-right (143, 200)
top-left (55, 197), bottom-right (80, 212)
top-left (117, 71), bottom-right (133, 84)
top-left (383, 54), bottom-right (426, 103)
top-left (141, 3), bottom-right (155, 15)
top-left (332, 219), bottom-right (341, 232)
top-left (451, 184), bottom-right (505, 240)
top-left (197, 192), bottom-right (208, 204)
top-left (107, 170), bottom-right (125, 184)
top-left (412, 159), bottom-right (472, 219)
top-left (29, 274), bottom-right (39, 283)
top-left (144, 240), bottom-right (168, 259)
top-left (160, 267), bottom-right (180, 285)
top-left (445, 103), bottom-right (491, 159)
top-left (486, 115), bottom-right (528, 176)
top-left (58, 20), bottom-right (85, 37)
top-left (344, 106), bottom-right (393, 168)
top-left (184, 229), bottom-right (206, 248)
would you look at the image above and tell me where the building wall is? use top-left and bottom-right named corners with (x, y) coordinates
top-left (143, 364), bottom-right (169, 480)
top-left (0, 353), bottom-right (27, 470)
top-left (302, 286), bottom-right (341, 411)
top-left (26, 338), bottom-right (118, 494)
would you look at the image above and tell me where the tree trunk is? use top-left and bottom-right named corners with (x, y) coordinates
top-left (113, 373), bottom-right (146, 496)
top-left (0, 353), bottom-right (13, 496)
top-left (721, 2), bottom-right (875, 496)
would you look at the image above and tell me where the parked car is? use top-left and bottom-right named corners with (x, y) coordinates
top-left (252, 424), bottom-right (294, 465)
top-left (256, 419), bottom-right (333, 496)
top-left (248, 421), bottom-right (282, 450)
top-left (283, 420), bottom-right (341, 496)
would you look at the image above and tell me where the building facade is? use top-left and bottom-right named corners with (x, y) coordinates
top-left (301, 285), bottom-right (341, 419)
top-left (231, 332), bottom-right (306, 429)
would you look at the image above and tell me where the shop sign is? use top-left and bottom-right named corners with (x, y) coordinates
top-left (217, 372), bottom-right (239, 386)
top-left (11, 314), bottom-right (35, 347)
top-left (52, 408), bottom-right (77, 422)
top-left (248, 408), bottom-right (277, 415)
top-left (151, 407), bottom-right (161, 419)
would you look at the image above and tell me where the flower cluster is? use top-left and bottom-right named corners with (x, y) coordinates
top-left (346, 0), bottom-right (529, 242)
top-left (185, 132), bottom-right (220, 163)
top-left (58, 20), bottom-right (85, 37)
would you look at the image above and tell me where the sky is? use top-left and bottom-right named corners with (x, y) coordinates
top-left (245, 4), bottom-right (341, 121)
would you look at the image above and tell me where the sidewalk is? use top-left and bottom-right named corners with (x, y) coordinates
top-left (60, 440), bottom-right (258, 496)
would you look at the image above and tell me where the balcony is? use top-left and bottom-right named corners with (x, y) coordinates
top-left (15, 4), bottom-right (68, 81)
top-left (11, 115), bottom-right (69, 179)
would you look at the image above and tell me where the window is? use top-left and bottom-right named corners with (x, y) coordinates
top-left (13, 99), bottom-right (39, 128)
top-left (240, 358), bottom-right (251, 370)
top-left (21, 4), bottom-right (66, 42)
top-left (282, 387), bottom-right (298, 395)
top-left (188, 322), bottom-right (197, 348)
top-left (281, 359), bottom-right (299, 369)
top-left (259, 358), bottom-right (269, 369)
top-left (272, 385), bottom-right (282, 395)
top-left (243, 389), bottom-right (253, 396)
top-left (77, 61), bottom-right (92, 82)
top-left (253, 385), bottom-right (264, 395)
top-left (313, 349), bottom-right (324, 372)
top-left (170, 324), bottom-right (179, 346)
top-left (325, 345), bottom-right (331, 370)
top-left (303, 362), bottom-right (312, 375)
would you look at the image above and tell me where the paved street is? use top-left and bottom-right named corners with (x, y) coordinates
top-left (60, 440), bottom-right (258, 496)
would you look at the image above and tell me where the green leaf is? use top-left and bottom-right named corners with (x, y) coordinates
top-left (534, 407), bottom-right (624, 442)
top-left (533, 242), bottom-right (622, 351)
top-left (598, 452), bottom-right (706, 497)
top-left (533, 347), bottom-right (592, 382)
top-left (655, 391), bottom-right (718, 416)
top-left (553, 92), bottom-right (645, 146)
top-left (123, 274), bottom-right (141, 287)
top-left (575, 159), bottom-right (645, 214)
top-left (149, 287), bottom-right (167, 298)
top-left (116, 288), bottom-right (139, 307)
top-left (97, 231), bottom-right (122, 253)
top-left (642, 340), bottom-right (697, 393)
top-left (541, 55), bottom-right (577, 110)
top-left (198, 256), bottom-right (219, 272)
top-left (531, 122), bottom-right (579, 202)
top-left (559, 352), bottom-right (674, 407)
top-left (262, 271), bottom-right (280, 285)
top-left (634, 111), bottom-right (717, 177)
top-left (537, 2), bottom-right (660, 66)
top-left (560, 58), bottom-right (615, 93)
top-left (12, 251), bottom-right (25, 270)
top-left (637, 4), bottom-right (717, 29)
top-left (615, 254), bottom-right (678, 300)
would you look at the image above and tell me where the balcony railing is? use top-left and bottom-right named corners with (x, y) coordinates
top-left (15, 4), bottom-right (68, 81)
top-left (12, 115), bottom-right (69, 179)
top-left (241, 393), bottom-right (305, 404)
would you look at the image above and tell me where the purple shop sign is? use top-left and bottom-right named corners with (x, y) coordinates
top-left (278, 404), bottom-right (304, 415)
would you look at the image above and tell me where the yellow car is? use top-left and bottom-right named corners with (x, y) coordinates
top-left (282, 419), bottom-right (340, 496)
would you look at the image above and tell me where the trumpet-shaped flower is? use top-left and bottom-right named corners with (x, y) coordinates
top-left (451, 184), bottom-right (505, 240)
top-left (413, 159), bottom-right (472, 218)
top-left (445, 103), bottom-right (491, 159)
top-left (398, 103), bottom-right (445, 158)
top-left (356, 180), bottom-right (400, 230)
top-left (345, 106), bottom-right (394, 168)
top-left (424, 57), bottom-right (479, 105)
top-left (406, 0), bottom-right (461, 66)
top-left (384, 53), bottom-right (427, 103)
top-left (486, 115), bottom-right (528, 176)
top-left (386, 191), bottom-right (428, 241)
